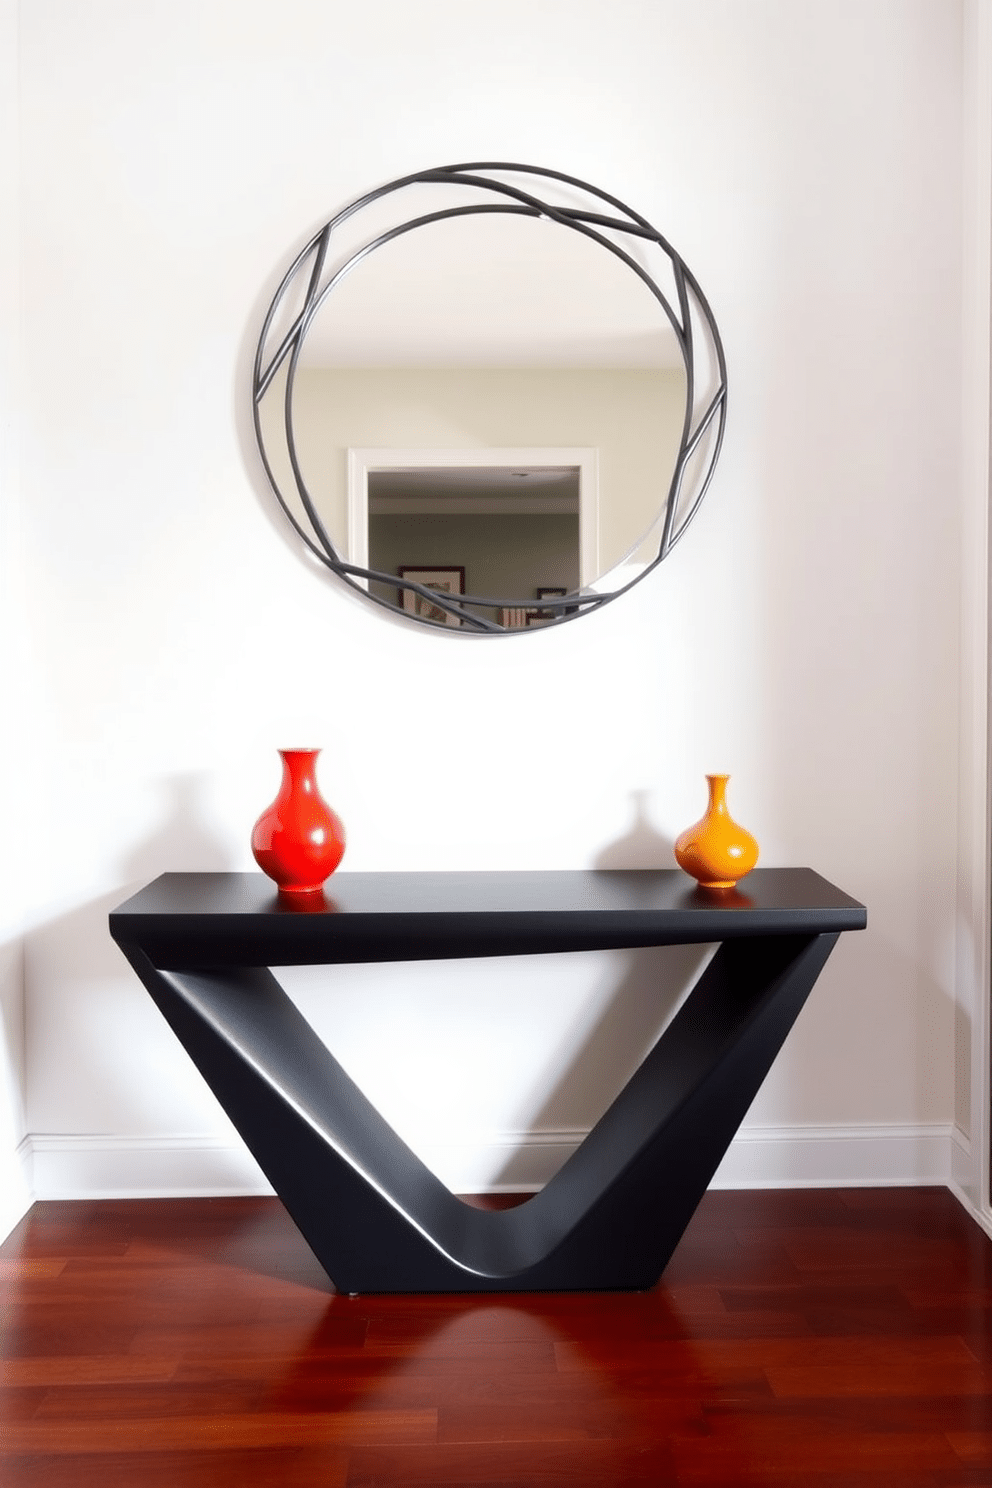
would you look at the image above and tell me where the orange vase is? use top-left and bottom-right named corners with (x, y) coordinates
top-left (674, 774), bottom-right (759, 889)
top-left (251, 749), bottom-right (346, 895)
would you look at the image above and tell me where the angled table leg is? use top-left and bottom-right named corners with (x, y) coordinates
top-left (116, 927), bottom-right (839, 1292)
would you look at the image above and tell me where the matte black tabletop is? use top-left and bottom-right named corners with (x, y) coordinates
top-left (109, 868), bottom-right (867, 969)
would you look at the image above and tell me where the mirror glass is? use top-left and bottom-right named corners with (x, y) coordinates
top-left (253, 165), bottom-right (726, 632)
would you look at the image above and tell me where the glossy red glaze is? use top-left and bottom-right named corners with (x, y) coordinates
top-left (251, 749), bottom-right (345, 894)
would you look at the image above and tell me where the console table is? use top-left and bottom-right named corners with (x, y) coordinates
top-left (109, 868), bottom-right (865, 1293)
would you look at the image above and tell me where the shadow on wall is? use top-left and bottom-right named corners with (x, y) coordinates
top-left (22, 774), bottom-right (235, 1137)
top-left (119, 772), bottom-right (232, 883)
top-left (25, 771), bottom-right (232, 1039)
top-left (491, 791), bottom-right (712, 1189)
top-left (595, 789), bottom-right (678, 870)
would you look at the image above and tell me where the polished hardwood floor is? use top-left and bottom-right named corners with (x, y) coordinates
top-left (2, 1187), bottom-right (992, 1485)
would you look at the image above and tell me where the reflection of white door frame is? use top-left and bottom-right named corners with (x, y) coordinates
top-left (347, 446), bottom-right (599, 588)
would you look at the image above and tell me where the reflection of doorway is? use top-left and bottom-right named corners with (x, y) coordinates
top-left (347, 448), bottom-right (599, 617)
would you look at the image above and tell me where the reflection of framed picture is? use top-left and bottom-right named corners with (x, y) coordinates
top-left (531, 585), bottom-right (571, 624)
top-left (398, 566), bottom-right (465, 626)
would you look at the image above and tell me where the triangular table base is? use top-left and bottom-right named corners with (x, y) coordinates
top-left (110, 869), bottom-right (865, 1294)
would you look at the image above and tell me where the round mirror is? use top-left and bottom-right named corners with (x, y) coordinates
top-left (253, 163), bottom-right (727, 633)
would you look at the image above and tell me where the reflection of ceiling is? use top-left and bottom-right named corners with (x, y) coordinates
top-left (370, 466), bottom-right (577, 495)
top-left (368, 466), bottom-right (580, 516)
top-left (300, 213), bottom-right (683, 371)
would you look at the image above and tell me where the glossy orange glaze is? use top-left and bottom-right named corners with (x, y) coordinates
top-left (674, 774), bottom-right (759, 889)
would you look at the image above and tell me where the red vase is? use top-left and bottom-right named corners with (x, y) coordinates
top-left (251, 749), bottom-right (346, 895)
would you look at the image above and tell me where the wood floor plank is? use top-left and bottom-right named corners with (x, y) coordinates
top-left (671, 1425), bottom-right (962, 1482)
top-left (3, 1406), bottom-right (438, 1453)
top-left (0, 1260), bottom-right (68, 1282)
top-left (0, 1386), bottom-right (49, 1422)
top-left (344, 1439), bottom-right (679, 1485)
top-left (363, 1338), bottom-right (559, 1375)
top-left (127, 1320), bottom-right (362, 1358)
top-left (1, 1447), bottom-right (350, 1488)
top-left (675, 1334), bottom-right (980, 1369)
top-left (947, 1430), bottom-right (992, 1465)
top-left (2, 1320), bottom-right (141, 1359)
top-left (31, 1381), bottom-right (271, 1421)
top-left (765, 1359), bottom-right (992, 1398)
top-left (1, 1357), bottom-right (179, 1387)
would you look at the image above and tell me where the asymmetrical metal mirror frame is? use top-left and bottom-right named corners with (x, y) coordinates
top-left (252, 162), bottom-right (727, 633)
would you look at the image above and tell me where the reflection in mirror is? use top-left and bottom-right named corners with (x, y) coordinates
top-left (370, 464), bottom-right (582, 628)
top-left (253, 164), bottom-right (726, 633)
top-left (348, 448), bottom-right (597, 628)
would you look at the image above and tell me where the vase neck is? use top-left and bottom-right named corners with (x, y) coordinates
top-left (280, 749), bottom-right (320, 793)
top-left (706, 774), bottom-right (730, 813)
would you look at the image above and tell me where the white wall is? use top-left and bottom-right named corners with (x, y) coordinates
top-left (0, 0), bottom-right (31, 1237)
top-left (4, 0), bottom-right (978, 1211)
top-left (956, 0), bottom-right (992, 1221)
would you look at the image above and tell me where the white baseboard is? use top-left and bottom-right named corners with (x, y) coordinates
top-left (710, 1121), bottom-right (963, 1189)
top-left (29, 1134), bottom-right (274, 1200)
top-left (25, 1120), bottom-right (969, 1202)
